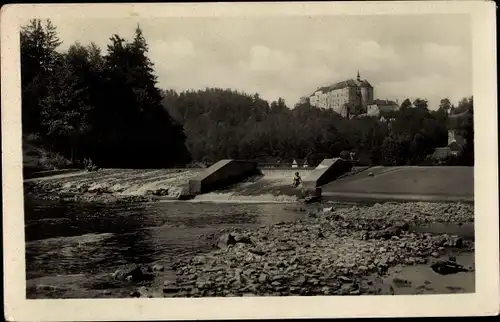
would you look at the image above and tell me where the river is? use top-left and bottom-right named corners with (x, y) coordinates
top-left (25, 197), bottom-right (475, 298)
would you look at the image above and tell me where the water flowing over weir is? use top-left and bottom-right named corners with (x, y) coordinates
top-left (191, 169), bottom-right (314, 203)
top-left (24, 167), bottom-right (316, 203)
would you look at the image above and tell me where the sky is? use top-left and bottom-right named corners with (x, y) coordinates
top-left (31, 14), bottom-right (472, 109)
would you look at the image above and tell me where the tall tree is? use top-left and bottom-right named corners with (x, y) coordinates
top-left (413, 98), bottom-right (429, 110)
top-left (39, 43), bottom-right (95, 161)
top-left (400, 98), bottom-right (412, 111)
top-left (20, 19), bottom-right (62, 134)
top-left (438, 98), bottom-right (452, 114)
top-left (97, 25), bottom-right (190, 167)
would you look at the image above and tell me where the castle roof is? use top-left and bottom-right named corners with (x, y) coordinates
top-left (311, 78), bottom-right (373, 96)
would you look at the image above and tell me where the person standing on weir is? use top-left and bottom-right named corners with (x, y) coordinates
top-left (293, 172), bottom-right (302, 188)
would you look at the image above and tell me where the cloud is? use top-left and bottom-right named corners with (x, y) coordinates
top-left (41, 14), bottom-right (472, 109)
top-left (149, 38), bottom-right (195, 71)
top-left (422, 43), bottom-right (466, 69)
top-left (246, 45), bottom-right (297, 72)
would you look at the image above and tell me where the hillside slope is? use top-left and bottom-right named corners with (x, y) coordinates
top-left (23, 135), bottom-right (74, 178)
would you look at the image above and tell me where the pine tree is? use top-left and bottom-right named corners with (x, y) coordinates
top-left (100, 26), bottom-right (191, 167)
top-left (20, 19), bottom-right (62, 134)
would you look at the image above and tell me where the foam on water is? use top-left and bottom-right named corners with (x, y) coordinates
top-left (192, 192), bottom-right (298, 203)
top-left (191, 169), bottom-right (311, 203)
top-left (27, 232), bottom-right (115, 246)
top-left (119, 170), bottom-right (201, 196)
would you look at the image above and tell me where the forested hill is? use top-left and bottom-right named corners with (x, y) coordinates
top-left (20, 19), bottom-right (474, 171)
top-left (161, 89), bottom-right (474, 167)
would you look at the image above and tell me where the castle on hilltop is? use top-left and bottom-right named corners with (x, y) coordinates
top-left (301, 72), bottom-right (399, 118)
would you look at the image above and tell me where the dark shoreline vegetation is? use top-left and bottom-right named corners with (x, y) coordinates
top-left (21, 19), bottom-right (473, 173)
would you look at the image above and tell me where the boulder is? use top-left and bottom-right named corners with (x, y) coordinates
top-left (152, 264), bottom-right (165, 272)
top-left (430, 260), bottom-right (469, 275)
top-left (234, 234), bottom-right (254, 245)
top-left (131, 286), bottom-right (150, 298)
top-left (112, 264), bottom-right (149, 282)
top-left (370, 226), bottom-right (404, 240)
top-left (450, 237), bottom-right (464, 248)
top-left (216, 233), bottom-right (237, 249)
top-left (249, 247), bottom-right (267, 256)
top-left (258, 274), bottom-right (268, 283)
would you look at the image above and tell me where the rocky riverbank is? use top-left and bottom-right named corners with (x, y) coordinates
top-left (117, 202), bottom-right (474, 297)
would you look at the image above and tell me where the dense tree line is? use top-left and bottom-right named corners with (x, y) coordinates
top-left (162, 89), bottom-right (474, 167)
top-left (21, 19), bottom-right (190, 168)
top-left (21, 20), bottom-right (473, 169)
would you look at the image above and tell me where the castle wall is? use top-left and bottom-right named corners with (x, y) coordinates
top-left (309, 77), bottom-right (372, 116)
top-left (360, 87), bottom-right (374, 109)
top-left (309, 86), bottom-right (364, 115)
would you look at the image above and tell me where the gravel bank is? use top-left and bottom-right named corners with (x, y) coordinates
top-left (125, 202), bottom-right (474, 297)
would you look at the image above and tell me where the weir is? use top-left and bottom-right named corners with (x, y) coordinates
top-left (191, 168), bottom-right (315, 202)
top-left (24, 158), bottom-right (354, 202)
top-left (187, 160), bottom-right (258, 196)
top-left (184, 158), bottom-right (352, 202)
top-left (301, 158), bottom-right (353, 193)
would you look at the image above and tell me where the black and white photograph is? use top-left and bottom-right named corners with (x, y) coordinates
top-left (2, 2), bottom-right (498, 320)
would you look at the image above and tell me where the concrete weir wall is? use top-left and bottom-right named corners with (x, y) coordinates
top-left (188, 159), bottom-right (258, 195)
top-left (302, 158), bottom-right (353, 193)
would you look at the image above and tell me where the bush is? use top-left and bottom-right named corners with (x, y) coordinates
top-left (36, 151), bottom-right (72, 170)
top-left (340, 150), bottom-right (351, 160)
top-left (24, 132), bottom-right (41, 143)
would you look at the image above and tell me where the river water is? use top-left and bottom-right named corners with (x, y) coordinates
top-left (25, 198), bottom-right (320, 298)
top-left (25, 198), bottom-right (475, 298)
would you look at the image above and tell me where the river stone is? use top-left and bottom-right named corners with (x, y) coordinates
top-left (135, 286), bottom-right (150, 297)
top-left (216, 233), bottom-right (237, 249)
top-left (430, 260), bottom-right (469, 275)
top-left (234, 234), bottom-right (254, 245)
top-left (338, 276), bottom-right (352, 283)
top-left (152, 264), bottom-right (165, 272)
top-left (349, 289), bottom-right (361, 295)
top-left (451, 237), bottom-right (464, 248)
top-left (404, 258), bottom-right (415, 265)
top-left (130, 290), bottom-right (141, 298)
top-left (112, 263), bottom-right (147, 282)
